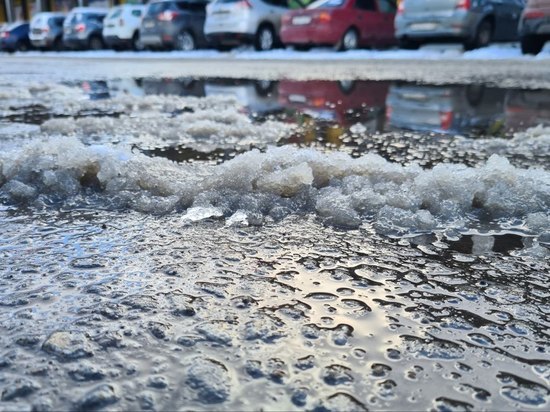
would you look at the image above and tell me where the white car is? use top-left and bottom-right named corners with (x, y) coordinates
top-left (205, 0), bottom-right (291, 51)
top-left (102, 4), bottom-right (147, 50)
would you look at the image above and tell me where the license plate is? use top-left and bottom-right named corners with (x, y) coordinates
top-left (144, 21), bottom-right (155, 28)
top-left (64, 28), bottom-right (71, 34)
top-left (292, 16), bottom-right (311, 25)
top-left (106, 23), bottom-right (115, 28)
top-left (409, 22), bottom-right (438, 31)
top-left (538, 23), bottom-right (550, 33)
top-left (289, 94), bottom-right (306, 103)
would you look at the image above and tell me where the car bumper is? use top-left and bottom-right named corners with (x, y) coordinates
top-left (206, 32), bottom-right (254, 46)
top-left (103, 35), bottom-right (133, 48)
top-left (30, 37), bottom-right (53, 47)
top-left (63, 36), bottom-right (89, 49)
top-left (519, 16), bottom-right (550, 36)
top-left (281, 24), bottom-right (338, 46)
top-left (395, 12), bottom-right (475, 40)
top-left (0, 38), bottom-right (17, 50)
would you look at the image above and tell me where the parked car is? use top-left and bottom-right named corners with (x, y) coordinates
top-left (395, 0), bottom-right (526, 50)
top-left (518, 0), bottom-right (550, 54)
top-left (0, 22), bottom-right (31, 52)
top-left (386, 83), bottom-right (506, 134)
top-left (102, 4), bottom-right (147, 50)
top-left (140, 0), bottom-right (209, 51)
top-left (205, 0), bottom-right (291, 51)
top-left (281, 0), bottom-right (397, 50)
top-left (63, 7), bottom-right (108, 50)
top-left (29, 12), bottom-right (66, 51)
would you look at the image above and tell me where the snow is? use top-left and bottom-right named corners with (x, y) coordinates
top-left (0, 137), bottom-right (548, 238)
top-left (10, 42), bottom-right (550, 61)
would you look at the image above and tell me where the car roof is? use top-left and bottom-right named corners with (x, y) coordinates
top-left (68, 7), bottom-right (109, 14)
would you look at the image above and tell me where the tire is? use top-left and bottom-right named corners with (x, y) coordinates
top-left (176, 30), bottom-right (196, 51)
top-left (338, 80), bottom-right (355, 95)
top-left (16, 41), bottom-right (29, 52)
top-left (520, 35), bottom-right (545, 55)
top-left (254, 25), bottom-right (275, 51)
top-left (398, 37), bottom-right (420, 50)
top-left (89, 36), bottom-right (103, 51)
top-left (132, 32), bottom-right (144, 51)
top-left (254, 80), bottom-right (275, 97)
top-left (464, 20), bottom-right (492, 51)
top-left (337, 28), bottom-right (359, 51)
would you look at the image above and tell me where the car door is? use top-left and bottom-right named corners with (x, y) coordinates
top-left (354, 0), bottom-right (379, 45)
top-left (376, 0), bottom-right (397, 44)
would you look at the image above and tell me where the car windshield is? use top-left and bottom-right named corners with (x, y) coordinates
top-left (308, 0), bottom-right (344, 8)
top-left (31, 16), bottom-right (44, 26)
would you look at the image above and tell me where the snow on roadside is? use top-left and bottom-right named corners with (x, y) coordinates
top-left (9, 42), bottom-right (550, 61)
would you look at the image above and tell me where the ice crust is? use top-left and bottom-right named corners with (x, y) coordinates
top-left (0, 138), bottom-right (548, 236)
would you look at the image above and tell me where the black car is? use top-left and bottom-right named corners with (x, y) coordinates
top-left (0, 22), bottom-right (31, 52)
top-left (63, 7), bottom-right (108, 50)
top-left (140, 0), bottom-right (209, 51)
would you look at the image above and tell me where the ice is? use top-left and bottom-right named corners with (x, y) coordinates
top-left (0, 137), bottom-right (548, 237)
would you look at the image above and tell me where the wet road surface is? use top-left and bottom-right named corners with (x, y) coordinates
top-left (0, 65), bottom-right (549, 411)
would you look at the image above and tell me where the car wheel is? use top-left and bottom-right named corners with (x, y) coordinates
top-left (132, 32), bottom-right (144, 51)
top-left (89, 36), bottom-right (103, 51)
top-left (398, 37), bottom-right (420, 50)
top-left (16, 41), bottom-right (29, 52)
top-left (254, 80), bottom-right (275, 97)
top-left (255, 25), bottom-right (275, 51)
top-left (465, 20), bottom-right (492, 50)
top-left (176, 31), bottom-right (195, 51)
top-left (338, 80), bottom-right (355, 95)
top-left (337, 28), bottom-right (359, 52)
top-left (520, 35), bottom-right (545, 55)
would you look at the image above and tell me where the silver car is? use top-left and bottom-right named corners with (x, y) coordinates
top-left (395, 0), bottom-right (525, 50)
top-left (29, 12), bottom-right (66, 50)
top-left (205, 0), bottom-right (291, 51)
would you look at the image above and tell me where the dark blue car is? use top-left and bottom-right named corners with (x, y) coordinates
top-left (0, 22), bottom-right (31, 52)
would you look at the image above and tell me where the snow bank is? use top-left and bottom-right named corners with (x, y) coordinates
top-left (0, 139), bottom-right (548, 237)
top-left (15, 42), bottom-right (550, 61)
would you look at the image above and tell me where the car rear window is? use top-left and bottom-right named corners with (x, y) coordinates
top-left (309, 0), bottom-right (345, 8)
top-left (175, 1), bottom-right (207, 11)
top-left (31, 16), bottom-right (44, 25)
top-left (147, 2), bottom-right (174, 15)
top-left (108, 8), bottom-right (123, 18)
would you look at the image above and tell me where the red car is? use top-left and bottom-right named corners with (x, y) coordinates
top-left (280, 0), bottom-right (397, 51)
top-left (278, 80), bottom-right (390, 127)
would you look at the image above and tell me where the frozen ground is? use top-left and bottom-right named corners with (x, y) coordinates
top-left (0, 63), bottom-right (549, 411)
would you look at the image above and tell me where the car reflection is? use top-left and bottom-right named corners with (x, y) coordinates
top-left (278, 80), bottom-right (389, 146)
top-left (205, 79), bottom-right (282, 117)
top-left (505, 89), bottom-right (550, 130)
top-left (141, 77), bottom-right (206, 97)
top-left (81, 81), bottom-right (110, 100)
top-left (386, 84), bottom-right (507, 136)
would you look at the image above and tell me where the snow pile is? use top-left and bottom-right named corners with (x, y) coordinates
top-left (39, 111), bottom-right (291, 152)
top-left (17, 42), bottom-right (550, 61)
top-left (0, 139), bottom-right (548, 237)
